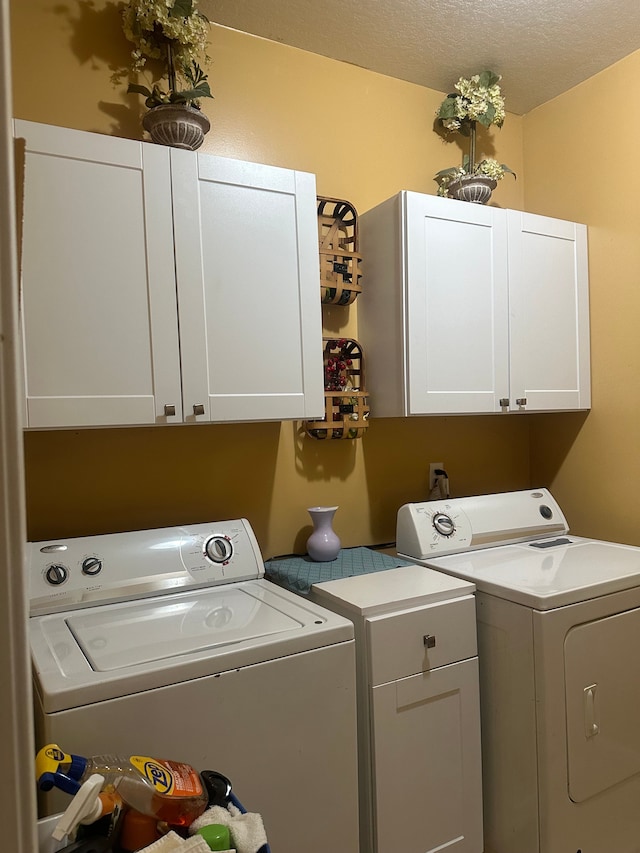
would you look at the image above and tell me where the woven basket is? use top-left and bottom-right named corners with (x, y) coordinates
top-left (304, 338), bottom-right (370, 440)
top-left (317, 197), bottom-right (363, 305)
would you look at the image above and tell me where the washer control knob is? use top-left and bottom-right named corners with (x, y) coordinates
top-left (82, 556), bottom-right (102, 576)
top-left (433, 512), bottom-right (455, 537)
top-left (204, 535), bottom-right (233, 563)
top-left (45, 564), bottom-right (68, 586)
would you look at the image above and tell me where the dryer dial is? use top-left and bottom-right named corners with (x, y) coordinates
top-left (433, 512), bottom-right (455, 537)
top-left (204, 535), bottom-right (233, 564)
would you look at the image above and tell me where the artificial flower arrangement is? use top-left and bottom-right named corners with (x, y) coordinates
top-left (114, 0), bottom-right (213, 109)
top-left (434, 71), bottom-right (515, 198)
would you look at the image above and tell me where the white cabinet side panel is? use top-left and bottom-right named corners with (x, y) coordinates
top-left (358, 194), bottom-right (407, 417)
top-left (475, 592), bottom-right (539, 853)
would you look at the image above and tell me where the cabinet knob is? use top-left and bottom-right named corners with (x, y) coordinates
top-left (423, 634), bottom-right (436, 649)
top-left (515, 398), bottom-right (527, 406)
top-left (164, 404), bottom-right (176, 416)
top-left (193, 404), bottom-right (205, 416)
top-left (499, 398), bottom-right (509, 408)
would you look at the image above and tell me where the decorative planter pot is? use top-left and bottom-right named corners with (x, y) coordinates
top-left (448, 174), bottom-right (497, 204)
top-left (142, 104), bottom-right (211, 151)
top-left (306, 506), bottom-right (341, 562)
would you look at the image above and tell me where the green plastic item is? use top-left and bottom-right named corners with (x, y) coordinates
top-left (197, 823), bottom-right (231, 851)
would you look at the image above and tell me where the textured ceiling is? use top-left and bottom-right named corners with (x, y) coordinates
top-left (203, 0), bottom-right (640, 114)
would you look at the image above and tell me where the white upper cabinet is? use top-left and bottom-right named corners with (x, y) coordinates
top-left (170, 151), bottom-right (323, 423)
top-left (15, 120), bottom-right (323, 428)
top-left (16, 120), bottom-right (181, 428)
top-left (358, 191), bottom-right (590, 416)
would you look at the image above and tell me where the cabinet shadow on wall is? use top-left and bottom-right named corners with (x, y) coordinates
top-left (528, 410), bottom-right (590, 486)
top-left (292, 421), bottom-right (359, 481)
top-left (24, 421), bottom-right (282, 546)
top-left (361, 414), bottom-right (534, 546)
top-left (54, 0), bottom-right (144, 140)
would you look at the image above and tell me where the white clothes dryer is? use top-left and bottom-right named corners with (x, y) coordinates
top-left (397, 488), bottom-right (640, 853)
top-left (29, 519), bottom-right (359, 853)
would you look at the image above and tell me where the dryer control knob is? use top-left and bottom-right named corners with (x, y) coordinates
top-left (432, 512), bottom-right (455, 537)
top-left (45, 564), bottom-right (68, 586)
top-left (204, 535), bottom-right (233, 563)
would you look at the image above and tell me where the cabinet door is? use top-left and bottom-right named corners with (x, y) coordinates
top-left (371, 658), bottom-right (483, 853)
top-left (16, 121), bottom-right (182, 428)
top-left (507, 211), bottom-right (590, 411)
top-left (405, 193), bottom-right (510, 414)
top-left (170, 151), bottom-right (323, 423)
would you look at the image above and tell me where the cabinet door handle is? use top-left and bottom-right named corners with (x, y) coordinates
top-left (423, 634), bottom-right (436, 648)
top-left (193, 404), bottom-right (205, 416)
top-left (516, 397), bottom-right (527, 406)
top-left (499, 398), bottom-right (509, 408)
top-left (164, 404), bottom-right (176, 416)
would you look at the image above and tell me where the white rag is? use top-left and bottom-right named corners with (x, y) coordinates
top-left (189, 804), bottom-right (267, 853)
top-left (137, 830), bottom-right (233, 853)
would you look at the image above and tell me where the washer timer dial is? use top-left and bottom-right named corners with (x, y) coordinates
top-left (204, 535), bottom-right (233, 564)
top-left (45, 564), bottom-right (68, 586)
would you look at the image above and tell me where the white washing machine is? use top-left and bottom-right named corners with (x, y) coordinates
top-left (28, 519), bottom-right (359, 853)
top-left (397, 488), bottom-right (640, 853)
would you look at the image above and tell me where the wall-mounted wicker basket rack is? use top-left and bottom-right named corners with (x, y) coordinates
top-left (317, 197), bottom-right (363, 306)
top-left (304, 338), bottom-right (370, 440)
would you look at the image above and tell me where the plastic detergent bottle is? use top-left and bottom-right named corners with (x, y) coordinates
top-left (36, 744), bottom-right (208, 827)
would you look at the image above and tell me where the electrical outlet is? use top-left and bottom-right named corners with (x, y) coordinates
top-left (429, 462), bottom-right (444, 493)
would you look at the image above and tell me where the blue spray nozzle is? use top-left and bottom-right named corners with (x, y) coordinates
top-left (38, 771), bottom-right (82, 795)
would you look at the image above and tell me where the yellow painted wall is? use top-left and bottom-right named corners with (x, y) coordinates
top-left (524, 51), bottom-right (640, 544)
top-left (11, 3), bottom-right (531, 557)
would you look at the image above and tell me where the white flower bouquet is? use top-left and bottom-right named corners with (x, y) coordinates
top-left (116, 0), bottom-right (212, 109)
top-left (434, 71), bottom-right (515, 198)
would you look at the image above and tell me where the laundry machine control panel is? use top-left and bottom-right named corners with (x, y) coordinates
top-left (28, 518), bottom-right (263, 616)
top-left (397, 488), bottom-right (569, 560)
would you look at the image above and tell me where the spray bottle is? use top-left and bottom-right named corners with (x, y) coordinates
top-left (36, 744), bottom-right (208, 827)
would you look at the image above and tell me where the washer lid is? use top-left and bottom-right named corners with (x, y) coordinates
top-left (419, 537), bottom-right (640, 609)
top-left (30, 578), bottom-right (354, 712)
top-left (67, 586), bottom-right (299, 671)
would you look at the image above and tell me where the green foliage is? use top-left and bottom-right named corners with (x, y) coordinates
top-left (127, 62), bottom-right (212, 108)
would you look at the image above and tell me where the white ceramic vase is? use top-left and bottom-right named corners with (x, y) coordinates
top-left (306, 506), bottom-right (341, 562)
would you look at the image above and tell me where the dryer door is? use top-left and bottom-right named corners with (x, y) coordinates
top-left (565, 605), bottom-right (640, 801)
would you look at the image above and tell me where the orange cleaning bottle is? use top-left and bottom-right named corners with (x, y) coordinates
top-left (36, 743), bottom-right (208, 827)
